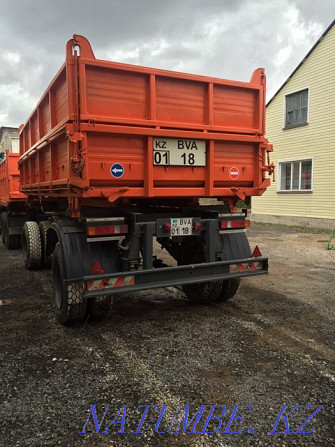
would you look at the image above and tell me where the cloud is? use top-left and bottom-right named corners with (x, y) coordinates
top-left (0, 0), bottom-right (334, 126)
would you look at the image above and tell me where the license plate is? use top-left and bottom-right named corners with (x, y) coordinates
top-left (153, 138), bottom-right (206, 166)
top-left (170, 218), bottom-right (193, 236)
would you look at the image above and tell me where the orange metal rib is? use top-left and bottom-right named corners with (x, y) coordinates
top-left (19, 35), bottom-right (273, 212)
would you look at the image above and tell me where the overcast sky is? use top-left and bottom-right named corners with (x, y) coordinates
top-left (0, 0), bottom-right (334, 127)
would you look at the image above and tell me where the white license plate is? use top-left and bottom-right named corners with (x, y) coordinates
top-left (153, 138), bottom-right (206, 166)
top-left (170, 217), bottom-right (193, 236)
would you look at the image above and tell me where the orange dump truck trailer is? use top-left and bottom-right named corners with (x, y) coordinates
top-left (18, 35), bottom-right (274, 325)
top-left (0, 151), bottom-right (27, 249)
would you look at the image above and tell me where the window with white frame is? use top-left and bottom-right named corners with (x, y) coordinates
top-left (279, 159), bottom-right (313, 192)
top-left (284, 89), bottom-right (308, 128)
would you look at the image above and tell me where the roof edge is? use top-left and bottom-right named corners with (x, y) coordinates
top-left (267, 19), bottom-right (335, 107)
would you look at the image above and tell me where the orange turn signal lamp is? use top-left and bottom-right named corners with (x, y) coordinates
top-left (87, 224), bottom-right (128, 237)
top-left (220, 219), bottom-right (250, 230)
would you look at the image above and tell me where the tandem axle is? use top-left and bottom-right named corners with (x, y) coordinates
top-left (16, 204), bottom-right (269, 325)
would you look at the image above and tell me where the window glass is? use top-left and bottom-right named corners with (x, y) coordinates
top-left (281, 163), bottom-right (291, 190)
top-left (292, 162), bottom-right (300, 189)
top-left (279, 159), bottom-right (312, 192)
top-left (301, 90), bottom-right (308, 106)
top-left (301, 160), bottom-right (312, 190)
top-left (301, 107), bottom-right (308, 123)
top-left (285, 89), bottom-right (308, 128)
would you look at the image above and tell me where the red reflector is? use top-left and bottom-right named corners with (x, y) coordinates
top-left (194, 221), bottom-right (201, 232)
top-left (90, 260), bottom-right (105, 274)
top-left (87, 224), bottom-right (128, 236)
top-left (252, 246), bottom-right (262, 258)
top-left (163, 223), bottom-right (171, 233)
top-left (220, 219), bottom-right (245, 230)
top-left (10, 211), bottom-right (26, 216)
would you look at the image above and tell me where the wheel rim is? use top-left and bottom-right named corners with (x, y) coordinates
top-left (54, 261), bottom-right (63, 310)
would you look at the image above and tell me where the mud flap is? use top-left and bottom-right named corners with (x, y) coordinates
top-left (48, 221), bottom-right (121, 282)
top-left (220, 232), bottom-right (251, 261)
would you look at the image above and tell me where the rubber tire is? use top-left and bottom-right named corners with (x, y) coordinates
top-left (182, 280), bottom-right (224, 304)
top-left (52, 243), bottom-right (87, 325)
top-left (2, 217), bottom-right (8, 247)
top-left (85, 242), bottom-right (120, 322)
top-left (1, 213), bottom-right (20, 249)
top-left (6, 234), bottom-right (20, 250)
top-left (216, 278), bottom-right (241, 302)
top-left (1, 213), bottom-right (7, 245)
top-left (39, 221), bottom-right (52, 268)
top-left (180, 235), bottom-right (245, 304)
top-left (179, 237), bottom-right (223, 304)
top-left (22, 221), bottom-right (42, 270)
top-left (86, 295), bottom-right (113, 321)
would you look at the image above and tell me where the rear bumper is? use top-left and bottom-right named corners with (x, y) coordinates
top-left (82, 256), bottom-right (268, 298)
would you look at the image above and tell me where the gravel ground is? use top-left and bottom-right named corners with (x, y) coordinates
top-left (0, 223), bottom-right (334, 446)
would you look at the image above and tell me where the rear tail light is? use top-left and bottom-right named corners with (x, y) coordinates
top-left (162, 223), bottom-right (171, 233)
top-left (87, 224), bottom-right (128, 237)
top-left (220, 219), bottom-right (248, 230)
top-left (194, 221), bottom-right (201, 232)
top-left (10, 211), bottom-right (26, 216)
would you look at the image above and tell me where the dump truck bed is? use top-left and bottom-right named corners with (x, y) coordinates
top-left (19, 35), bottom-right (273, 211)
top-left (0, 152), bottom-right (26, 207)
